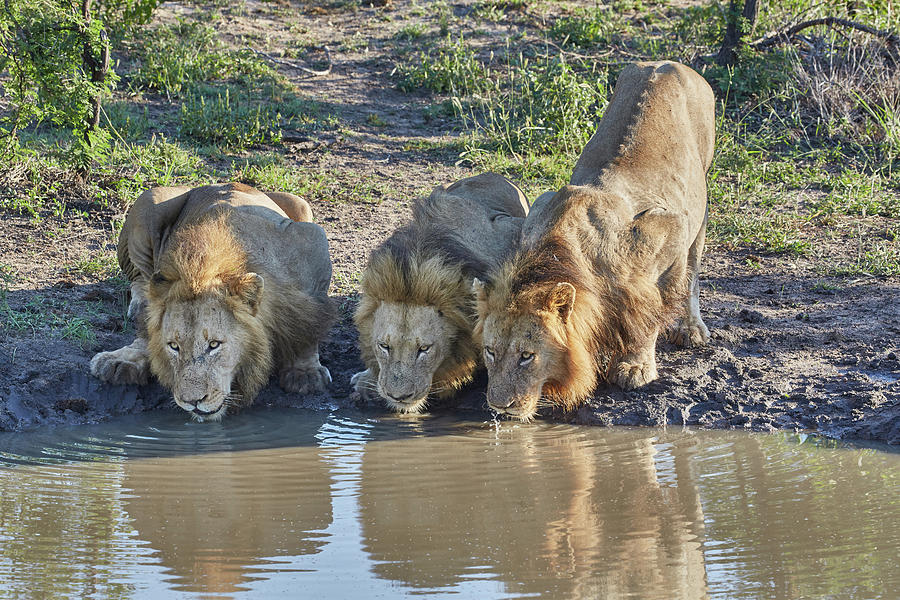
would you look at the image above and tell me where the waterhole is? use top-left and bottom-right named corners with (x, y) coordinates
top-left (0, 409), bottom-right (897, 599)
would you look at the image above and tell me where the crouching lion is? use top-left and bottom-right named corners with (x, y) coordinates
top-left (90, 183), bottom-right (335, 421)
top-left (352, 173), bottom-right (529, 414)
top-left (474, 61), bottom-right (714, 421)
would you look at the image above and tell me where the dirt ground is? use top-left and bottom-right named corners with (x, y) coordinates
top-left (0, 0), bottom-right (897, 444)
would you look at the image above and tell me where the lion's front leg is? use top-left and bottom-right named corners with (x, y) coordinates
top-left (611, 331), bottom-right (659, 389)
top-left (350, 368), bottom-right (380, 403)
top-left (279, 348), bottom-right (331, 394)
top-left (90, 337), bottom-right (151, 385)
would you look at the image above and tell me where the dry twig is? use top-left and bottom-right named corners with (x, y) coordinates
top-left (246, 46), bottom-right (333, 76)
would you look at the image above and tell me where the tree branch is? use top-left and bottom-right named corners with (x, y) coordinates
top-left (751, 17), bottom-right (900, 50)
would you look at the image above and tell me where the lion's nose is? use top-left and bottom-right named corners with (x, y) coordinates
top-left (488, 396), bottom-right (515, 410)
top-left (388, 392), bottom-right (414, 403)
top-left (185, 394), bottom-right (209, 407)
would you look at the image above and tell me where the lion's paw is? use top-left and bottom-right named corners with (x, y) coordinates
top-left (280, 364), bottom-right (332, 394)
top-left (668, 318), bottom-right (710, 347)
top-left (350, 369), bottom-right (380, 403)
top-left (612, 360), bottom-right (658, 390)
top-left (90, 349), bottom-right (150, 386)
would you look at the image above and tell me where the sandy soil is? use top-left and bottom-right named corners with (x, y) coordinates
top-left (0, 0), bottom-right (897, 443)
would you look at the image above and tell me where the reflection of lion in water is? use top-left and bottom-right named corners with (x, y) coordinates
top-left (352, 173), bottom-right (528, 414)
top-left (475, 61), bottom-right (715, 421)
top-left (358, 427), bottom-right (707, 597)
top-left (90, 183), bottom-right (335, 420)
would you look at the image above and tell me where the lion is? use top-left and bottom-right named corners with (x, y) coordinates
top-left (352, 173), bottom-right (529, 414)
top-left (473, 61), bottom-right (715, 421)
top-left (90, 182), bottom-right (335, 421)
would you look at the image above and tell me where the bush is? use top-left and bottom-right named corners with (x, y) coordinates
top-left (0, 0), bottom-right (160, 161)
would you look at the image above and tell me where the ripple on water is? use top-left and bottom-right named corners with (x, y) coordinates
top-left (0, 409), bottom-right (897, 599)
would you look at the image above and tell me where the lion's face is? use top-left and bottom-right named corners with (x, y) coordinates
top-left (480, 310), bottom-right (566, 421)
top-left (156, 294), bottom-right (250, 421)
top-left (368, 301), bottom-right (455, 413)
top-left (475, 280), bottom-right (577, 421)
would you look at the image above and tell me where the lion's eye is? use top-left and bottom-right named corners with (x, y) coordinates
top-left (418, 344), bottom-right (431, 355)
top-left (378, 342), bottom-right (390, 353)
top-left (520, 351), bottom-right (535, 365)
top-left (484, 346), bottom-right (495, 362)
top-left (167, 342), bottom-right (179, 352)
top-left (208, 340), bottom-right (221, 350)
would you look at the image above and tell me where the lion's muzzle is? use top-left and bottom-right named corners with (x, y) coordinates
top-left (486, 387), bottom-right (539, 421)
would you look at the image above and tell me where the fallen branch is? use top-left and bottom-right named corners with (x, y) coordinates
top-left (751, 17), bottom-right (900, 50)
top-left (246, 46), bottom-right (333, 77)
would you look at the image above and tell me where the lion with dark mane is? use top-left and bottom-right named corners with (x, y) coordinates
top-left (474, 61), bottom-right (715, 421)
top-left (90, 183), bottom-right (335, 421)
top-left (352, 173), bottom-right (529, 414)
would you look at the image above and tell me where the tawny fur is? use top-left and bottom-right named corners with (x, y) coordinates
top-left (476, 61), bottom-right (714, 415)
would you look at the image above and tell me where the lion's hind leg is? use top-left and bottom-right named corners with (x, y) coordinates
top-left (668, 213), bottom-right (710, 347)
top-left (90, 338), bottom-right (151, 385)
top-left (279, 348), bottom-right (331, 395)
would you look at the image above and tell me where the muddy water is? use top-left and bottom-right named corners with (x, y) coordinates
top-left (0, 410), bottom-right (897, 599)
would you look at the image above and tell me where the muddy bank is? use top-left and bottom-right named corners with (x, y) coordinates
top-left (1, 247), bottom-right (897, 443)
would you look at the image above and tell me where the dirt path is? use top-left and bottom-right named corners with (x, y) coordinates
top-left (0, 0), bottom-right (897, 443)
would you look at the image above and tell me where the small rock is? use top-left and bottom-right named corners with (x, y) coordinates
top-left (53, 397), bottom-right (89, 415)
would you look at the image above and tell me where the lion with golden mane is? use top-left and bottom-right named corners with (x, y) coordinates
top-left (90, 183), bottom-right (335, 421)
top-left (352, 173), bottom-right (529, 414)
top-left (474, 61), bottom-right (715, 421)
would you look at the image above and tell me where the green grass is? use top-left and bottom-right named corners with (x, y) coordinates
top-left (472, 0), bottom-right (527, 22)
top-left (232, 160), bottom-right (393, 205)
top-left (549, 8), bottom-right (622, 48)
top-left (0, 295), bottom-right (97, 347)
top-left (394, 36), bottom-right (489, 95)
top-left (395, 23), bottom-right (428, 41)
top-left (179, 88), bottom-right (283, 151)
top-left (69, 253), bottom-right (120, 279)
top-left (128, 20), bottom-right (280, 97)
top-left (457, 56), bottom-right (607, 156)
top-left (831, 237), bottom-right (900, 276)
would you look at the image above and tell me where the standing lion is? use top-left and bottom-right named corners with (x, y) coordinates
top-left (90, 183), bottom-right (335, 421)
top-left (352, 173), bottom-right (529, 414)
top-left (474, 61), bottom-right (715, 421)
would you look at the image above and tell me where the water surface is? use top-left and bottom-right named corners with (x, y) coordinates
top-left (0, 409), bottom-right (897, 599)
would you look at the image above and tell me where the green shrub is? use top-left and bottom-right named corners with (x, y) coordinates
top-left (0, 2), bottom-right (117, 151)
top-left (0, 0), bottom-right (161, 161)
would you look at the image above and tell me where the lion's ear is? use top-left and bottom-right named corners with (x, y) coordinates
top-left (229, 273), bottom-right (264, 315)
top-left (545, 282), bottom-right (576, 323)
